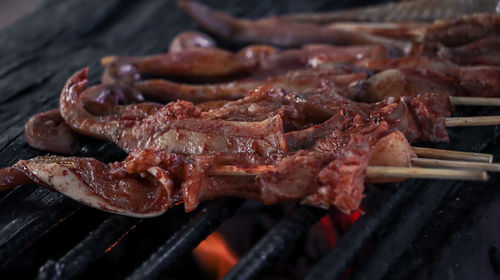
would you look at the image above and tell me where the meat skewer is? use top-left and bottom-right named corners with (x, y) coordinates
top-left (53, 68), bottom-right (500, 158)
top-left (134, 68), bottom-right (367, 103)
top-left (120, 52), bottom-right (500, 104)
top-left (184, 130), bottom-right (492, 212)
top-left (0, 130), bottom-right (492, 217)
top-left (177, 0), bottom-right (409, 49)
top-left (101, 43), bottom-right (396, 85)
top-left (264, 0), bottom-right (499, 24)
top-left (178, 1), bottom-right (499, 49)
top-left (133, 65), bottom-right (500, 105)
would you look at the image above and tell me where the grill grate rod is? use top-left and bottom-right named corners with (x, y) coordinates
top-left (384, 139), bottom-right (500, 278)
top-left (0, 187), bottom-right (80, 268)
top-left (305, 183), bottom-right (419, 280)
top-left (385, 180), bottom-right (498, 280)
top-left (223, 204), bottom-right (326, 280)
top-left (127, 198), bottom-right (242, 280)
top-left (36, 215), bottom-right (140, 280)
top-left (348, 179), bottom-right (462, 280)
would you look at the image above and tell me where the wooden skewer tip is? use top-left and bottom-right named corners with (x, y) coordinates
top-left (450, 96), bottom-right (500, 107)
top-left (365, 166), bottom-right (487, 181)
top-left (411, 158), bottom-right (500, 172)
top-left (445, 116), bottom-right (500, 127)
top-left (412, 147), bottom-right (493, 163)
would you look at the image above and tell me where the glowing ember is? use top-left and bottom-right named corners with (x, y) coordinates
top-left (350, 210), bottom-right (362, 223)
top-left (333, 208), bottom-right (364, 233)
top-left (193, 231), bottom-right (239, 279)
top-left (319, 215), bottom-right (338, 247)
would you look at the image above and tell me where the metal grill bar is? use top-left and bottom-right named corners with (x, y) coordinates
top-left (224, 204), bottom-right (326, 280)
top-left (127, 198), bottom-right (242, 280)
top-left (305, 183), bottom-right (418, 280)
top-left (385, 141), bottom-right (500, 278)
top-left (0, 187), bottom-right (79, 267)
top-left (348, 179), bottom-right (460, 280)
top-left (386, 180), bottom-right (499, 280)
top-left (36, 215), bottom-right (140, 280)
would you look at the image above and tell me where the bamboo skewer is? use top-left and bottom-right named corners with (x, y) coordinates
top-left (211, 165), bottom-right (488, 181)
top-left (365, 166), bottom-right (487, 181)
top-left (411, 158), bottom-right (500, 172)
top-left (412, 147), bottom-right (493, 163)
top-left (445, 116), bottom-right (500, 127)
top-left (450, 97), bottom-right (500, 107)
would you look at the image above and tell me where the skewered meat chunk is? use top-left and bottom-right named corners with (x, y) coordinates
top-left (367, 131), bottom-right (416, 184)
top-left (303, 135), bottom-right (371, 213)
top-left (102, 45), bottom-right (276, 84)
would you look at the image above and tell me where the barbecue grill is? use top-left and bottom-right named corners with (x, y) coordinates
top-left (1, 0), bottom-right (500, 279)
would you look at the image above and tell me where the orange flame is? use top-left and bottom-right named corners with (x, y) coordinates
top-left (193, 231), bottom-right (239, 279)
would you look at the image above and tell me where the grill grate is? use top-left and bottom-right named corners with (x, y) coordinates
top-left (128, 199), bottom-right (242, 280)
top-left (305, 183), bottom-right (418, 280)
top-left (349, 180), bottom-right (459, 280)
top-left (224, 205), bottom-right (326, 280)
top-left (37, 215), bottom-right (139, 280)
top-left (0, 187), bottom-right (80, 267)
